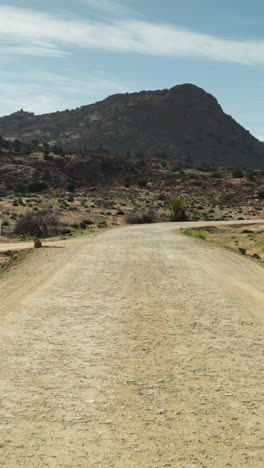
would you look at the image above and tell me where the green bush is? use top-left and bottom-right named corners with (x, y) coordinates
top-left (169, 197), bottom-right (188, 222)
top-left (181, 229), bottom-right (210, 240)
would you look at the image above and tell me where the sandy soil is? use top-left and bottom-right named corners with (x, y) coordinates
top-left (0, 222), bottom-right (264, 467)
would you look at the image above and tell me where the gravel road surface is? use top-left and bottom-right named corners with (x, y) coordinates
top-left (0, 222), bottom-right (263, 467)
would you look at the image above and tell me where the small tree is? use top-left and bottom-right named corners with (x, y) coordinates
top-left (169, 197), bottom-right (188, 222)
top-left (13, 210), bottom-right (59, 238)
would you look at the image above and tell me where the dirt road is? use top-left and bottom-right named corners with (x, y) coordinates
top-left (0, 223), bottom-right (264, 467)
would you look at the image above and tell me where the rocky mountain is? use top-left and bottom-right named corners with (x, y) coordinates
top-left (0, 84), bottom-right (263, 168)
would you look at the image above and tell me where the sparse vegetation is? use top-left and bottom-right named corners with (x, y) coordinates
top-left (0, 136), bottom-right (263, 238)
top-left (179, 224), bottom-right (264, 261)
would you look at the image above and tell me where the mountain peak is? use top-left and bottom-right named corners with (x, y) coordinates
top-left (0, 84), bottom-right (263, 168)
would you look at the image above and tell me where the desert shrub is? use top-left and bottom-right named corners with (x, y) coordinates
top-left (257, 190), bottom-right (264, 199)
top-left (54, 158), bottom-right (65, 167)
top-left (211, 171), bottom-right (222, 179)
top-left (125, 210), bottom-right (156, 224)
top-left (58, 228), bottom-right (72, 235)
top-left (68, 183), bottom-right (76, 192)
top-left (138, 179), bottom-right (148, 188)
top-left (98, 221), bottom-right (107, 228)
top-left (28, 180), bottom-right (48, 193)
top-left (232, 169), bottom-right (244, 178)
top-left (43, 151), bottom-right (52, 160)
top-left (82, 219), bottom-right (94, 225)
top-left (169, 197), bottom-right (188, 222)
top-left (246, 170), bottom-right (255, 180)
top-left (79, 219), bottom-right (94, 229)
top-left (51, 175), bottom-right (62, 188)
top-left (124, 176), bottom-right (131, 187)
top-left (13, 182), bottom-right (28, 194)
top-left (158, 193), bottom-right (167, 201)
top-left (13, 209), bottom-right (59, 238)
top-left (221, 193), bottom-right (233, 202)
top-left (52, 144), bottom-right (65, 156)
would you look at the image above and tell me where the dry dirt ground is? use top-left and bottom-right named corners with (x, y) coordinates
top-left (0, 222), bottom-right (264, 468)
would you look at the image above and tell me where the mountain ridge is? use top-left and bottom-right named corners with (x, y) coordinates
top-left (0, 83), bottom-right (263, 168)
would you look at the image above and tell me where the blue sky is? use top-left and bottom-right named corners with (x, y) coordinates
top-left (1, 0), bottom-right (264, 139)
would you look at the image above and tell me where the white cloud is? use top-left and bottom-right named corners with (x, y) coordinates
top-left (79, 0), bottom-right (135, 17)
top-left (0, 44), bottom-right (67, 57)
top-left (1, 5), bottom-right (264, 64)
top-left (0, 71), bottom-right (131, 115)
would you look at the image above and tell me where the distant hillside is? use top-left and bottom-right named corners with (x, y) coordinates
top-left (0, 84), bottom-right (263, 168)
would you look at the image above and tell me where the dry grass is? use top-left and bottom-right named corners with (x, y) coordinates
top-left (0, 248), bottom-right (32, 273)
top-left (180, 224), bottom-right (264, 261)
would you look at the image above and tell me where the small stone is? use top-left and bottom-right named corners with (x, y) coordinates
top-left (251, 253), bottom-right (261, 259)
top-left (156, 409), bottom-right (165, 414)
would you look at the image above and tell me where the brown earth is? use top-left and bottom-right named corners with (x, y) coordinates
top-left (0, 222), bottom-right (264, 467)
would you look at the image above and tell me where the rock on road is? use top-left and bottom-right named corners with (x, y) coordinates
top-left (0, 222), bottom-right (264, 467)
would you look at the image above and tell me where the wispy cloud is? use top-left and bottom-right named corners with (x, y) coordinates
top-left (0, 70), bottom-right (131, 115)
top-left (1, 5), bottom-right (264, 64)
top-left (79, 0), bottom-right (135, 17)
